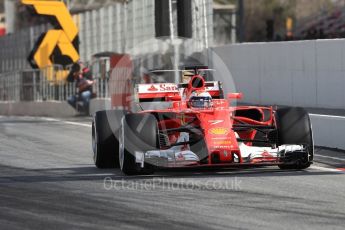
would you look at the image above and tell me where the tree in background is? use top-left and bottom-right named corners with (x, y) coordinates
top-left (214, 0), bottom-right (341, 42)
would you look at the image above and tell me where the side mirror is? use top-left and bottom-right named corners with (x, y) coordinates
top-left (228, 93), bottom-right (243, 100)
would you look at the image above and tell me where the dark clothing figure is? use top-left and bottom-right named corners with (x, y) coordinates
top-left (67, 64), bottom-right (94, 114)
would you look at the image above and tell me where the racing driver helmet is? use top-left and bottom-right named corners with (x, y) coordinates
top-left (188, 91), bottom-right (213, 109)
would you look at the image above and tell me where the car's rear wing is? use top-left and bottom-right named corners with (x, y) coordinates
top-left (136, 81), bottom-right (223, 102)
top-left (137, 83), bottom-right (179, 102)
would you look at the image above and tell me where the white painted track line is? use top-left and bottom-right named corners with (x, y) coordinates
top-left (309, 113), bottom-right (345, 119)
top-left (314, 154), bottom-right (345, 161)
top-left (311, 165), bottom-right (345, 173)
top-left (40, 117), bottom-right (92, 128)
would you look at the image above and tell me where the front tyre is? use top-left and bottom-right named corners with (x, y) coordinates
top-left (119, 113), bottom-right (157, 175)
top-left (275, 107), bottom-right (314, 170)
top-left (93, 110), bottom-right (121, 168)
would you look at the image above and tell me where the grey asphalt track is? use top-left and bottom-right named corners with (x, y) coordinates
top-left (0, 116), bottom-right (344, 230)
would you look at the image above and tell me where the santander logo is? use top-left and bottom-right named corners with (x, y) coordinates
top-left (140, 83), bottom-right (178, 93)
top-left (146, 84), bottom-right (178, 92)
top-left (148, 85), bottom-right (159, 91)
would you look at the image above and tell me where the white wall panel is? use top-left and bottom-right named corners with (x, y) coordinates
top-left (212, 39), bottom-right (345, 110)
top-left (311, 115), bottom-right (345, 149)
top-left (317, 70), bottom-right (344, 108)
top-left (316, 40), bottom-right (342, 71)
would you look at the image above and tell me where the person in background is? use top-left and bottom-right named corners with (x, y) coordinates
top-left (67, 62), bottom-right (95, 114)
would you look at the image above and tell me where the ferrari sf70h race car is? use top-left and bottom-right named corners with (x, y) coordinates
top-left (92, 66), bottom-right (313, 175)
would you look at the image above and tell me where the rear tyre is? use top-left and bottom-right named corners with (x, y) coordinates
top-left (119, 113), bottom-right (157, 175)
top-left (275, 107), bottom-right (314, 170)
top-left (93, 110), bottom-right (121, 168)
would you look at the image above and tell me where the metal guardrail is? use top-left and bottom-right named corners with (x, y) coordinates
top-left (0, 69), bottom-right (74, 102)
top-left (0, 70), bottom-right (93, 101)
top-left (0, 71), bottom-right (21, 102)
top-left (0, 68), bottom-right (110, 102)
top-left (93, 77), bottom-right (109, 99)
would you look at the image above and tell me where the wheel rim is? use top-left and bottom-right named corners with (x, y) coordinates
top-left (119, 118), bottom-right (125, 171)
top-left (92, 121), bottom-right (97, 163)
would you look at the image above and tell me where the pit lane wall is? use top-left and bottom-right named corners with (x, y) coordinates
top-left (211, 39), bottom-right (345, 150)
top-left (0, 101), bottom-right (76, 117)
top-left (310, 114), bottom-right (345, 150)
top-left (212, 39), bottom-right (345, 109)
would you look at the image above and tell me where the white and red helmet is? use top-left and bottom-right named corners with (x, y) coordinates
top-left (188, 91), bottom-right (213, 109)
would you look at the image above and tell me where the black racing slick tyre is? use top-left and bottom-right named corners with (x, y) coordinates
top-left (275, 107), bottom-right (314, 170)
top-left (93, 110), bottom-right (122, 168)
top-left (119, 113), bottom-right (158, 175)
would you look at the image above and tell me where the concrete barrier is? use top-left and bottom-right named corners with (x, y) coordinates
top-left (310, 114), bottom-right (345, 150)
top-left (0, 99), bottom-right (113, 118)
top-left (210, 40), bottom-right (345, 150)
top-left (211, 39), bottom-right (345, 109)
top-left (0, 101), bottom-right (77, 117)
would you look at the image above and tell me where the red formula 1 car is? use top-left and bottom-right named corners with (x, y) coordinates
top-left (92, 66), bottom-right (314, 175)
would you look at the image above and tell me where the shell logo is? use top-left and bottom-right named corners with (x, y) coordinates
top-left (209, 128), bottom-right (229, 135)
